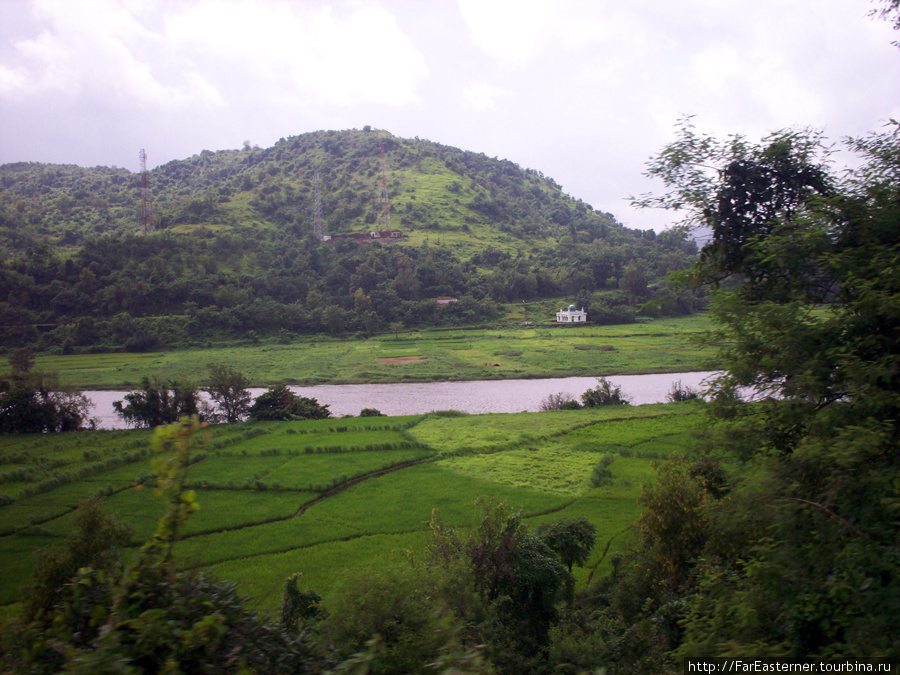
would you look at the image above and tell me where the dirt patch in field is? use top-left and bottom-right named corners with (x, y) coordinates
top-left (376, 355), bottom-right (432, 364)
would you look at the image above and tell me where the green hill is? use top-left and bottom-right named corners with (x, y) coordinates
top-left (0, 128), bottom-right (701, 353)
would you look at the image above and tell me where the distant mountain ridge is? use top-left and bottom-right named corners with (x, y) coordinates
top-left (1, 128), bottom-right (630, 253)
top-left (0, 129), bottom-right (702, 353)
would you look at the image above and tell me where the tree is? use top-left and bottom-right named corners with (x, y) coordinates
top-left (248, 384), bottom-right (331, 421)
top-left (580, 377), bottom-right (630, 407)
top-left (113, 376), bottom-right (200, 428)
top-left (0, 348), bottom-right (94, 433)
top-left (25, 498), bottom-right (131, 623)
top-left (280, 574), bottom-right (321, 635)
top-left (536, 518), bottom-right (597, 573)
top-left (204, 363), bottom-right (251, 423)
top-left (427, 499), bottom-right (573, 670)
top-left (628, 120), bottom-right (900, 659)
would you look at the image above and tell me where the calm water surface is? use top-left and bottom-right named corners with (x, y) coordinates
top-left (86, 371), bottom-right (716, 430)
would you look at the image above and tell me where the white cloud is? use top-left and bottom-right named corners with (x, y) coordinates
top-left (164, 0), bottom-right (428, 107)
top-left (0, 0), bottom-right (223, 108)
top-left (456, 0), bottom-right (568, 66)
top-left (456, 0), bottom-right (623, 67)
top-left (462, 81), bottom-right (513, 110)
top-left (0, 0), bottom-right (427, 109)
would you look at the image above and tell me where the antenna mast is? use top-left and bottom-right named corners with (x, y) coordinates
top-left (314, 166), bottom-right (325, 240)
top-left (377, 145), bottom-right (390, 230)
top-left (138, 148), bottom-right (153, 232)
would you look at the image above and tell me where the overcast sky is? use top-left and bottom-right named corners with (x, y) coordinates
top-left (1, 0), bottom-right (898, 232)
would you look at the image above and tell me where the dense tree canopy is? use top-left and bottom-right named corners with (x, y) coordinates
top-left (554, 120), bottom-right (900, 670)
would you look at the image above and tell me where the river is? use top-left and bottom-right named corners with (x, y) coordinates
top-left (85, 371), bottom-right (717, 430)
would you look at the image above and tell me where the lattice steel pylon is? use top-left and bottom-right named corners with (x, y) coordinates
top-left (313, 166), bottom-right (325, 240)
top-left (377, 145), bottom-right (390, 230)
top-left (138, 149), bottom-right (153, 232)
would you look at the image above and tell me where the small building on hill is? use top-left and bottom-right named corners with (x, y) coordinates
top-left (556, 304), bottom-right (587, 323)
top-left (434, 296), bottom-right (458, 306)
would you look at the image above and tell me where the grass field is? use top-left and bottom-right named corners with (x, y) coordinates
top-left (1, 314), bottom-right (716, 390)
top-left (0, 402), bottom-right (706, 616)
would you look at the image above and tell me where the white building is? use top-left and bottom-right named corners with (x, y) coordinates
top-left (556, 304), bottom-right (587, 323)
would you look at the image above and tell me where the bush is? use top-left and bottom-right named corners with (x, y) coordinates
top-left (314, 565), bottom-right (464, 674)
top-left (590, 453), bottom-right (616, 487)
top-left (540, 392), bottom-right (582, 411)
top-left (113, 376), bottom-right (201, 428)
top-left (581, 377), bottom-right (630, 407)
top-left (666, 380), bottom-right (702, 402)
top-left (25, 498), bottom-right (132, 623)
top-left (536, 518), bottom-right (597, 572)
top-left (249, 384), bottom-right (331, 421)
top-left (0, 349), bottom-right (94, 433)
top-left (359, 407), bottom-right (385, 417)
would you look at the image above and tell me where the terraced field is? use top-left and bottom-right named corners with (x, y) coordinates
top-left (0, 403), bottom-right (704, 615)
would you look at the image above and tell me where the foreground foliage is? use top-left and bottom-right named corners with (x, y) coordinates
top-left (550, 118), bottom-right (900, 670)
top-left (1, 419), bottom-right (317, 674)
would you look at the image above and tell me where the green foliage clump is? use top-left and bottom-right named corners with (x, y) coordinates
top-left (203, 362), bottom-right (251, 423)
top-left (249, 384), bottom-right (331, 421)
top-left (426, 499), bottom-right (573, 672)
top-left (359, 407), bottom-right (386, 417)
top-left (313, 565), bottom-right (468, 675)
top-left (281, 573), bottom-right (322, 634)
top-left (0, 347), bottom-right (93, 433)
top-left (554, 117), bottom-right (900, 671)
top-left (24, 497), bottom-right (131, 623)
top-left (589, 453), bottom-right (616, 487)
top-left (580, 377), bottom-right (630, 407)
top-left (113, 375), bottom-right (200, 428)
top-left (666, 379), bottom-right (702, 402)
top-left (536, 518), bottom-right (597, 573)
top-left (539, 391), bottom-right (582, 411)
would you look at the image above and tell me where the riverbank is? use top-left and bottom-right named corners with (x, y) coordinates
top-left (6, 315), bottom-right (716, 390)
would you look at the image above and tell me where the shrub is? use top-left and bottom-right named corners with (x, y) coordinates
top-left (666, 380), bottom-right (702, 402)
top-left (113, 376), bottom-right (201, 428)
top-left (249, 384), bottom-right (331, 421)
top-left (589, 453), bottom-right (616, 487)
top-left (315, 565), bottom-right (464, 675)
top-left (540, 392), bottom-right (582, 411)
top-left (581, 377), bottom-right (630, 407)
top-left (25, 498), bottom-right (132, 623)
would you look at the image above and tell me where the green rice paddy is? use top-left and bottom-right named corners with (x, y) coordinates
top-left (0, 402), bottom-right (706, 615)
top-left (2, 314), bottom-right (716, 390)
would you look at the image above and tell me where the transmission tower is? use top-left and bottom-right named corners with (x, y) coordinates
top-left (313, 166), bottom-right (325, 240)
top-left (377, 145), bottom-right (390, 230)
top-left (138, 148), bottom-right (153, 232)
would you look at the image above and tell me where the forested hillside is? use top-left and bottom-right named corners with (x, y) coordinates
top-left (0, 129), bottom-right (699, 352)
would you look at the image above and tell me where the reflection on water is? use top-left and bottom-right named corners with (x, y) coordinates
top-left (85, 372), bottom-right (717, 430)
